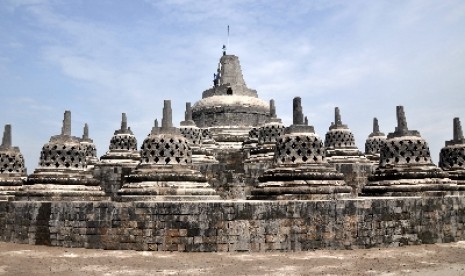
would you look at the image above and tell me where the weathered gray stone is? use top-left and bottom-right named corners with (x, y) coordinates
top-left (365, 117), bottom-right (387, 163)
top-left (162, 100), bottom-right (173, 129)
top-left (100, 113), bottom-right (140, 166)
top-left (80, 123), bottom-right (98, 169)
top-left (17, 111), bottom-right (107, 201)
top-left (1, 124), bottom-right (12, 148)
top-left (270, 99), bottom-right (276, 118)
top-left (62, 110), bottom-right (71, 136)
top-left (439, 117), bottom-right (465, 184)
top-left (0, 124), bottom-right (26, 200)
top-left (364, 106), bottom-right (459, 196)
top-left (119, 101), bottom-right (220, 201)
top-left (3, 196), bottom-right (464, 252)
top-left (325, 107), bottom-right (367, 164)
top-left (293, 97), bottom-right (304, 125)
top-left (252, 97), bottom-right (351, 200)
top-left (192, 53), bottom-right (271, 147)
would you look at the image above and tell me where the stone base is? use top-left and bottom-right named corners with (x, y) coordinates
top-left (191, 148), bottom-right (218, 164)
top-left (0, 182), bottom-right (22, 201)
top-left (446, 170), bottom-right (465, 185)
top-left (365, 154), bottom-right (381, 164)
top-left (18, 170), bottom-right (108, 201)
top-left (362, 178), bottom-right (463, 197)
top-left (252, 165), bottom-right (352, 200)
top-left (119, 181), bottom-right (220, 201)
top-left (0, 190), bottom-right (18, 201)
top-left (120, 167), bottom-right (220, 201)
top-left (16, 184), bottom-right (109, 201)
top-left (326, 154), bottom-right (369, 164)
top-left (99, 151), bottom-right (141, 165)
top-left (246, 146), bottom-right (274, 163)
top-left (192, 155), bottom-right (218, 164)
top-left (251, 181), bottom-right (352, 200)
top-left (0, 177), bottom-right (24, 200)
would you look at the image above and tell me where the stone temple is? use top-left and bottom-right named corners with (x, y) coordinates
top-left (118, 100), bottom-right (219, 201)
top-left (251, 97), bottom-right (351, 200)
top-left (0, 125), bottom-right (26, 200)
top-left (192, 52), bottom-right (271, 148)
top-left (363, 106), bottom-right (459, 196)
top-left (1, 49), bottom-right (465, 252)
top-left (439, 118), bottom-right (465, 185)
top-left (16, 111), bottom-right (107, 201)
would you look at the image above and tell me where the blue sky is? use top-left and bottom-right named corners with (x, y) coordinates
top-left (1, 0), bottom-right (464, 171)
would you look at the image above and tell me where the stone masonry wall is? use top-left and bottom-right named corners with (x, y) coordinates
top-left (1, 197), bottom-right (465, 252)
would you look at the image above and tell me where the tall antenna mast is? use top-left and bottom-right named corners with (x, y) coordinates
top-left (227, 25), bottom-right (230, 52)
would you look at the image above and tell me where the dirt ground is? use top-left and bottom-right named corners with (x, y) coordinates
top-left (1, 242), bottom-right (465, 275)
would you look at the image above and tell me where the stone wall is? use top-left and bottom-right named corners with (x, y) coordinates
top-left (333, 163), bottom-right (374, 195)
top-left (192, 106), bottom-right (269, 129)
top-left (1, 196), bottom-right (465, 252)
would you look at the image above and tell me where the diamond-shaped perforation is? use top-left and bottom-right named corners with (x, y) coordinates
top-left (274, 133), bottom-right (325, 165)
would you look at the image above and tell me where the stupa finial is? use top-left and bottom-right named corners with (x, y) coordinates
top-left (61, 110), bottom-right (71, 136)
top-left (162, 100), bottom-right (173, 129)
top-left (82, 123), bottom-right (89, 139)
top-left (335, 107), bottom-right (342, 126)
top-left (293, 97), bottom-right (304, 125)
top-left (453, 117), bottom-right (464, 142)
top-left (121, 113), bottom-right (128, 131)
top-left (373, 118), bottom-right (380, 133)
top-left (270, 99), bottom-right (276, 118)
top-left (396, 106), bottom-right (408, 134)
top-left (1, 124), bottom-right (12, 148)
top-left (185, 102), bottom-right (193, 121)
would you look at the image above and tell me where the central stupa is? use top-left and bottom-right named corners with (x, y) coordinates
top-left (192, 50), bottom-right (271, 148)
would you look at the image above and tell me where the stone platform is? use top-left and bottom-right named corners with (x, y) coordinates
top-left (2, 196), bottom-right (465, 252)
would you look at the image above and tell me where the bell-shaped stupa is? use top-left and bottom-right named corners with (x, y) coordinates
top-left (118, 100), bottom-right (220, 201)
top-left (17, 111), bottom-right (107, 201)
top-left (364, 118), bottom-right (387, 163)
top-left (0, 124), bottom-right (27, 200)
top-left (100, 113), bottom-right (140, 167)
top-left (79, 123), bottom-right (98, 170)
top-left (363, 106), bottom-right (458, 196)
top-left (245, 100), bottom-right (285, 163)
top-left (324, 107), bottom-right (366, 163)
top-left (180, 102), bottom-right (217, 164)
top-left (251, 97), bottom-right (352, 200)
top-left (243, 100), bottom-right (285, 190)
top-left (439, 117), bottom-right (465, 185)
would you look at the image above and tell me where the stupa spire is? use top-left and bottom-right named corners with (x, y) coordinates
top-left (82, 123), bottom-right (89, 140)
top-left (453, 117), bottom-right (464, 142)
top-left (61, 110), bottom-right (71, 136)
top-left (293, 97), bottom-right (304, 125)
top-left (162, 100), bottom-right (173, 129)
top-left (1, 124), bottom-right (12, 148)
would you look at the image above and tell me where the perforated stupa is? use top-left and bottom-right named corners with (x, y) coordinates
top-left (80, 123), bottom-right (98, 170)
top-left (363, 106), bottom-right (459, 196)
top-left (439, 118), bottom-right (465, 185)
top-left (180, 102), bottom-right (217, 164)
top-left (364, 118), bottom-right (387, 163)
top-left (0, 125), bottom-right (26, 200)
top-left (118, 100), bottom-right (220, 201)
top-left (324, 107), bottom-right (366, 163)
top-left (17, 111), bottom-right (107, 201)
top-left (251, 97), bottom-right (352, 200)
top-left (100, 113), bottom-right (140, 166)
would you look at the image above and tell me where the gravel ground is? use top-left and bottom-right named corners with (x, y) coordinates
top-left (1, 241), bottom-right (465, 275)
